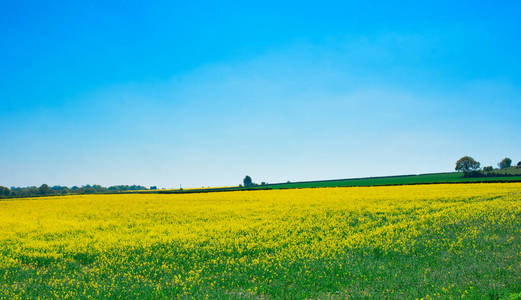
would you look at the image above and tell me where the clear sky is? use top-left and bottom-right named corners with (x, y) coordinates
top-left (1, 1), bottom-right (520, 188)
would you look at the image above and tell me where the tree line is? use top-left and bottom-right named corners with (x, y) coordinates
top-left (455, 156), bottom-right (521, 176)
top-left (0, 184), bottom-right (151, 198)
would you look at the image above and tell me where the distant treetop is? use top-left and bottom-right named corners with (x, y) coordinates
top-left (483, 166), bottom-right (494, 172)
top-left (243, 175), bottom-right (253, 187)
top-left (455, 156), bottom-right (480, 173)
top-left (498, 157), bottom-right (512, 169)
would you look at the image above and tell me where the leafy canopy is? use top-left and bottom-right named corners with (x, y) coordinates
top-left (243, 175), bottom-right (253, 187)
top-left (455, 156), bottom-right (480, 173)
top-left (498, 157), bottom-right (512, 169)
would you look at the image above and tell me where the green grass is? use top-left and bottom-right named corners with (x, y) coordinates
top-left (153, 171), bottom-right (521, 194)
top-left (262, 172), bottom-right (521, 189)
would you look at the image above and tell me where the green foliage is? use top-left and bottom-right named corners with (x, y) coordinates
top-left (455, 156), bottom-right (480, 173)
top-left (483, 166), bottom-right (494, 172)
top-left (107, 185), bottom-right (148, 192)
top-left (499, 157), bottom-right (512, 169)
top-left (38, 184), bottom-right (51, 195)
top-left (243, 175), bottom-right (253, 187)
top-left (478, 166), bottom-right (521, 177)
top-left (1, 184), bottom-right (149, 199)
top-left (0, 186), bottom-right (10, 196)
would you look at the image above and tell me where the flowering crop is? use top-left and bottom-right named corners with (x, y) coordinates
top-left (1, 183), bottom-right (521, 298)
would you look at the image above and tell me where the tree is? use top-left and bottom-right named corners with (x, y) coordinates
top-left (0, 186), bottom-right (10, 196)
top-left (498, 157), bottom-right (512, 169)
top-left (483, 166), bottom-right (494, 172)
top-left (455, 156), bottom-right (480, 173)
top-left (243, 175), bottom-right (253, 187)
top-left (517, 161), bottom-right (521, 167)
top-left (38, 184), bottom-right (51, 195)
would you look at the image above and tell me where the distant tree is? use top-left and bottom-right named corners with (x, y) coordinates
top-left (243, 175), bottom-right (253, 187)
top-left (51, 185), bottom-right (70, 195)
top-left (82, 185), bottom-right (96, 194)
top-left (38, 184), bottom-right (51, 195)
top-left (261, 182), bottom-right (266, 186)
top-left (517, 161), bottom-right (521, 167)
top-left (0, 186), bottom-right (10, 196)
top-left (150, 186), bottom-right (157, 190)
top-left (4, 183), bottom-right (147, 198)
top-left (28, 186), bottom-right (39, 195)
top-left (498, 157), bottom-right (512, 169)
top-left (483, 166), bottom-right (494, 172)
top-left (455, 156), bottom-right (480, 173)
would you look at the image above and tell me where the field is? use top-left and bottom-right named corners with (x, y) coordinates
top-left (261, 171), bottom-right (521, 190)
top-left (1, 183), bottom-right (521, 299)
top-left (150, 171), bottom-right (521, 195)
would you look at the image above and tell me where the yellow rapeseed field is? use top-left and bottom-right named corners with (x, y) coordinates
top-left (1, 183), bottom-right (521, 298)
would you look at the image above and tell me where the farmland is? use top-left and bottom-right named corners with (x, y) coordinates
top-left (154, 171), bottom-right (521, 194)
top-left (1, 183), bottom-right (521, 298)
top-left (255, 171), bottom-right (521, 190)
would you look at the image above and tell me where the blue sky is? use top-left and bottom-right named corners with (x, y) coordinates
top-left (1, 1), bottom-right (520, 188)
